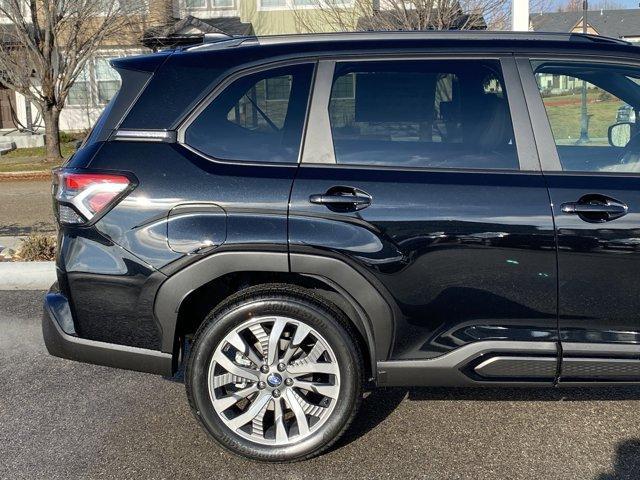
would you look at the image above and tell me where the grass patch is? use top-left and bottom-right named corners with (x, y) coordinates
top-left (0, 159), bottom-right (61, 173)
top-left (543, 96), bottom-right (622, 145)
top-left (3, 142), bottom-right (76, 160)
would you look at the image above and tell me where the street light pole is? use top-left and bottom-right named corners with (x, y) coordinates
top-left (578, 0), bottom-right (590, 144)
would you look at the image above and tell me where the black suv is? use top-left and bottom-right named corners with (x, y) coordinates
top-left (44, 31), bottom-right (640, 461)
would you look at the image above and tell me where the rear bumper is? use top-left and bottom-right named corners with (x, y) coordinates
top-left (42, 291), bottom-right (173, 376)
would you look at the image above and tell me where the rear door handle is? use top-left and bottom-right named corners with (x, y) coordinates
top-left (309, 186), bottom-right (372, 211)
top-left (561, 195), bottom-right (628, 222)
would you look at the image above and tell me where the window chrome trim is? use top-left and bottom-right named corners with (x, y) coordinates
top-left (300, 60), bottom-right (336, 164)
top-left (113, 129), bottom-right (177, 142)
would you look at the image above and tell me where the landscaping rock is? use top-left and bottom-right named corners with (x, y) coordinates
top-left (0, 248), bottom-right (16, 259)
top-left (0, 141), bottom-right (17, 155)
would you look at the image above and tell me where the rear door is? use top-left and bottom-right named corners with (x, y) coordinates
top-left (519, 57), bottom-right (640, 382)
top-left (289, 55), bottom-right (559, 377)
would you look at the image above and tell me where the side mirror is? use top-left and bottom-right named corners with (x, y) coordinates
top-left (74, 140), bottom-right (83, 151)
top-left (609, 122), bottom-right (632, 148)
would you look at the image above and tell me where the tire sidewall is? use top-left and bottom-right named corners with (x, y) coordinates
top-left (187, 297), bottom-right (361, 461)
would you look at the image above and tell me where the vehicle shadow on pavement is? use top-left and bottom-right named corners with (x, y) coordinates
top-left (594, 438), bottom-right (640, 480)
top-left (337, 385), bottom-right (640, 450)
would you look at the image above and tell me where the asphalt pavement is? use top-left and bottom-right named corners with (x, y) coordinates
top-left (2, 290), bottom-right (640, 479)
top-left (0, 180), bottom-right (54, 236)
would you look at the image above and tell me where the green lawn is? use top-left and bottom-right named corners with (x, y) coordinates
top-left (543, 95), bottom-right (622, 145)
top-left (0, 142), bottom-right (76, 172)
top-left (3, 142), bottom-right (76, 159)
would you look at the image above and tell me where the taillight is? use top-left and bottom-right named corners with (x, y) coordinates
top-left (54, 171), bottom-right (133, 225)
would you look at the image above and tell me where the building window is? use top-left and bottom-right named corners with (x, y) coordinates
top-left (260, 0), bottom-right (287, 8)
top-left (331, 73), bottom-right (355, 100)
top-left (67, 67), bottom-right (92, 107)
top-left (66, 54), bottom-right (126, 108)
top-left (95, 57), bottom-right (121, 105)
top-left (184, 0), bottom-right (235, 9)
top-left (265, 76), bottom-right (292, 101)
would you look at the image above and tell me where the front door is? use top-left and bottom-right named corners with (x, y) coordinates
top-left (523, 57), bottom-right (640, 381)
top-left (289, 57), bottom-right (558, 367)
top-left (0, 87), bottom-right (15, 130)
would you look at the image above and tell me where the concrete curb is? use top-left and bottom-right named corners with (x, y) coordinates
top-left (0, 261), bottom-right (56, 290)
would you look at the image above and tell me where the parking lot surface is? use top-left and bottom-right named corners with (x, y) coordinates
top-left (0, 180), bottom-right (54, 236)
top-left (2, 290), bottom-right (640, 479)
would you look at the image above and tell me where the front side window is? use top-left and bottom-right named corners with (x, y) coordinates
top-left (533, 61), bottom-right (640, 173)
top-left (184, 64), bottom-right (314, 164)
top-left (327, 60), bottom-right (518, 170)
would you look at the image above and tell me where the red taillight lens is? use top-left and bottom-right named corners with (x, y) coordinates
top-left (55, 171), bottom-right (132, 224)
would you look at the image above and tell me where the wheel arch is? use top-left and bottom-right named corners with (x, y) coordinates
top-left (153, 251), bottom-right (395, 378)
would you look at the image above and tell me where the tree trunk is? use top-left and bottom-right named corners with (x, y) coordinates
top-left (43, 106), bottom-right (63, 163)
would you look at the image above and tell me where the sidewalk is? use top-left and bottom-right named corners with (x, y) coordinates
top-left (0, 260), bottom-right (56, 290)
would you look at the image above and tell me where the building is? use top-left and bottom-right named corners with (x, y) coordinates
top-left (530, 8), bottom-right (640, 43)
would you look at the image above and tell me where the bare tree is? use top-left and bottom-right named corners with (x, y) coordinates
top-left (293, 0), bottom-right (553, 34)
top-left (0, 0), bottom-right (147, 162)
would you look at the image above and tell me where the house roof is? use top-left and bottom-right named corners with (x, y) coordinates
top-left (530, 9), bottom-right (640, 39)
top-left (142, 15), bottom-right (253, 49)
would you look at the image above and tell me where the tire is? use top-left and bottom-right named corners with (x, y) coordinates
top-left (185, 284), bottom-right (364, 462)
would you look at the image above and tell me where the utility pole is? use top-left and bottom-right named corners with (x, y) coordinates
top-left (578, 0), bottom-right (590, 144)
top-left (511, 0), bottom-right (529, 31)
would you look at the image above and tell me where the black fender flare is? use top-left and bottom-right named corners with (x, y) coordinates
top-left (153, 251), bottom-right (394, 373)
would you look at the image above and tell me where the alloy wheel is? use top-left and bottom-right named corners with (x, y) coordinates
top-left (207, 316), bottom-right (341, 446)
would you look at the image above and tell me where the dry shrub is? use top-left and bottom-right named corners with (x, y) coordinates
top-left (18, 234), bottom-right (57, 261)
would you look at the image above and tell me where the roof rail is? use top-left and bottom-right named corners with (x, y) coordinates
top-left (203, 32), bottom-right (232, 43)
top-left (188, 30), bottom-right (633, 53)
top-left (571, 32), bottom-right (631, 45)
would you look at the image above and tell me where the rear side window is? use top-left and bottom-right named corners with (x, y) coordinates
top-left (327, 60), bottom-right (518, 170)
top-left (185, 63), bottom-right (314, 164)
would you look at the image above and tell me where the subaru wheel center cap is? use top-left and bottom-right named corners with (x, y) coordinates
top-left (267, 372), bottom-right (283, 387)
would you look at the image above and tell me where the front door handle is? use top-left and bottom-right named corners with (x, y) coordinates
top-left (309, 186), bottom-right (372, 211)
top-left (561, 195), bottom-right (628, 222)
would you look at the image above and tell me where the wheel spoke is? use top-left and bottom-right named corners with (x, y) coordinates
top-left (285, 389), bottom-right (310, 436)
top-left (252, 397), bottom-right (270, 438)
top-left (228, 392), bottom-right (272, 431)
top-left (294, 380), bottom-right (339, 399)
top-left (213, 350), bottom-right (260, 382)
top-left (290, 389), bottom-right (328, 419)
top-left (287, 361), bottom-right (339, 377)
top-left (282, 323), bottom-right (311, 364)
top-left (267, 317), bottom-right (287, 365)
top-left (225, 331), bottom-right (262, 366)
top-left (273, 397), bottom-right (288, 443)
top-left (213, 384), bottom-right (258, 412)
top-left (212, 372), bottom-right (247, 388)
top-left (248, 323), bottom-right (270, 359)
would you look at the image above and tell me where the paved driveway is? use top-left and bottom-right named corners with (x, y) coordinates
top-left (0, 180), bottom-right (54, 236)
top-left (2, 290), bottom-right (640, 479)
